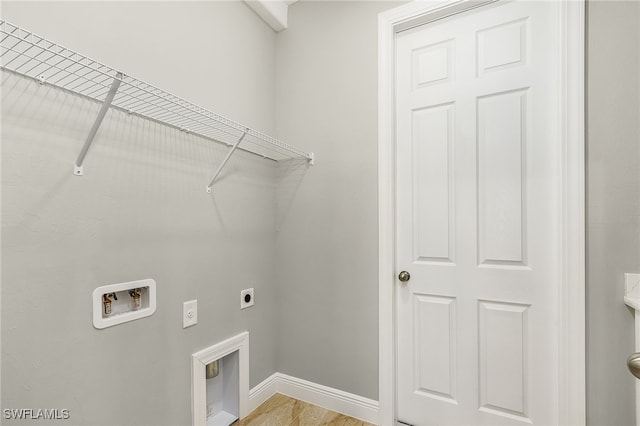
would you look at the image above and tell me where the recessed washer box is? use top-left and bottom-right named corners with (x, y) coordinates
top-left (92, 279), bottom-right (156, 329)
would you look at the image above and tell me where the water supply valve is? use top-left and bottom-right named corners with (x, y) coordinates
top-left (103, 293), bottom-right (116, 316)
top-left (93, 279), bottom-right (156, 329)
top-left (129, 288), bottom-right (142, 310)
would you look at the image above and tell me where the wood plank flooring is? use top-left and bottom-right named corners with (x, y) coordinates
top-left (236, 393), bottom-right (374, 426)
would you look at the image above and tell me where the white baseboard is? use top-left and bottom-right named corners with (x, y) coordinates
top-left (247, 372), bottom-right (280, 413)
top-left (248, 373), bottom-right (379, 424)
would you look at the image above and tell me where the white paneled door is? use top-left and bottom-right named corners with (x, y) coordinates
top-left (396, 1), bottom-right (560, 425)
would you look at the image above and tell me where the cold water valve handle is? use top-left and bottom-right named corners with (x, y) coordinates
top-left (129, 288), bottom-right (142, 310)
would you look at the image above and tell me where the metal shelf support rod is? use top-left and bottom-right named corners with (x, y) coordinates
top-left (206, 130), bottom-right (248, 193)
top-left (74, 72), bottom-right (123, 176)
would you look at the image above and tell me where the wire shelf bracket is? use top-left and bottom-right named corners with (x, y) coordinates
top-left (207, 130), bottom-right (248, 193)
top-left (0, 20), bottom-right (314, 186)
top-left (74, 72), bottom-right (122, 176)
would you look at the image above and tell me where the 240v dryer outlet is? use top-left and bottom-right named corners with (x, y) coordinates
top-left (240, 289), bottom-right (254, 309)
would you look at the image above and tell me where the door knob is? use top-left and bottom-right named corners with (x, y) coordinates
top-left (398, 271), bottom-right (411, 282)
top-left (628, 353), bottom-right (640, 379)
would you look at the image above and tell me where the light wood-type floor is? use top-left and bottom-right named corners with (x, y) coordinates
top-left (236, 393), bottom-right (375, 426)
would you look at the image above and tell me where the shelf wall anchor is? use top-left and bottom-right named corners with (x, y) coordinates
top-left (74, 72), bottom-right (123, 176)
top-left (206, 130), bottom-right (248, 193)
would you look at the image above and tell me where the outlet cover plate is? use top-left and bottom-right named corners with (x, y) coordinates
top-left (240, 288), bottom-right (254, 309)
top-left (183, 299), bottom-right (198, 328)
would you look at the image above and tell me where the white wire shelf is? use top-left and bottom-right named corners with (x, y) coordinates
top-left (0, 19), bottom-right (314, 189)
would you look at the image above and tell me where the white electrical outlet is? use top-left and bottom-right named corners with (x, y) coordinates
top-left (240, 288), bottom-right (254, 309)
top-left (183, 299), bottom-right (198, 328)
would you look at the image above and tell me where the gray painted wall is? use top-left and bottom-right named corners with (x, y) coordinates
top-left (586, 1), bottom-right (640, 425)
top-left (274, 0), bottom-right (402, 400)
top-left (1, 1), bottom-right (277, 134)
top-left (1, 2), bottom-right (279, 425)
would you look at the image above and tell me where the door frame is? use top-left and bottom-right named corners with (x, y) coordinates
top-left (377, 1), bottom-right (586, 424)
